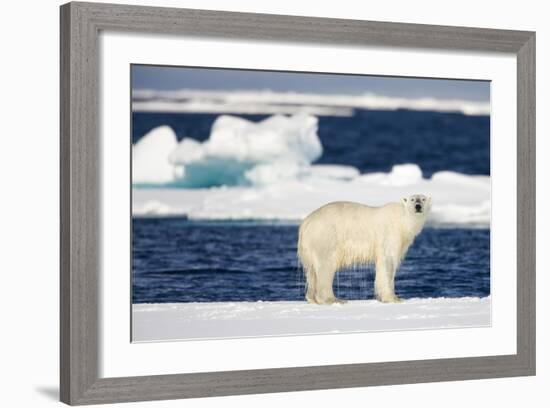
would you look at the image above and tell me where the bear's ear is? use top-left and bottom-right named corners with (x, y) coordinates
top-left (426, 196), bottom-right (432, 208)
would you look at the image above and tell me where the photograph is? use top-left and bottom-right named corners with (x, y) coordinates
top-left (130, 65), bottom-right (491, 342)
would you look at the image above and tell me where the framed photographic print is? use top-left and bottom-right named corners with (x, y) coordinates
top-left (131, 65), bottom-right (492, 341)
top-left (60, 1), bottom-right (535, 405)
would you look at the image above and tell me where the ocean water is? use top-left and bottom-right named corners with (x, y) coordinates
top-left (132, 109), bottom-right (490, 303)
top-left (132, 110), bottom-right (490, 177)
top-left (132, 219), bottom-right (490, 303)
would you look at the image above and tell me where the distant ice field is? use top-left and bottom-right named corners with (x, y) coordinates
top-left (132, 89), bottom-right (491, 116)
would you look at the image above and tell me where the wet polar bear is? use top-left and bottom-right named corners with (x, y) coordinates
top-left (298, 194), bottom-right (431, 305)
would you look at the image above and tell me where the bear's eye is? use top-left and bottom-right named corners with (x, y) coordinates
top-left (422, 198), bottom-right (425, 202)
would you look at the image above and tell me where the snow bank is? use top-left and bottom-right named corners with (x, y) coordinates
top-left (132, 89), bottom-right (490, 116)
top-left (132, 164), bottom-right (490, 227)
top-left (132, 297), bottom-right (490, 342)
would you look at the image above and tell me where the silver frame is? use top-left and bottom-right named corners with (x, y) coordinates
top-left (60, 2), bottom-right (536, 405)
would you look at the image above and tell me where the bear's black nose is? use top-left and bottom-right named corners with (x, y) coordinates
top-left (415, 204), bottom-right (422, 212)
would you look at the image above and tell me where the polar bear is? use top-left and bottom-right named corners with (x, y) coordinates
top-left (297, 194), bottom-right (431, 305)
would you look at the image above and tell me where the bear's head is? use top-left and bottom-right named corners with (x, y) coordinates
top-left (401, 194), bottom-right (432, 216)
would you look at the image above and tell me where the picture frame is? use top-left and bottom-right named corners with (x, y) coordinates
top-left (60, 1), bottom-right (536, 405)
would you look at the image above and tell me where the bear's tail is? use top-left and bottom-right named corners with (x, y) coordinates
top-left (297, 222), bottom-right (306, 268)
top-left (297, 222), bottom-right (315, 298)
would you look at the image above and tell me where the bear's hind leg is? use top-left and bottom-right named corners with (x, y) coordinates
top-left (314, 262), bottom-right (347, 305)
top-left (304, 266), bottom-right (317, 304)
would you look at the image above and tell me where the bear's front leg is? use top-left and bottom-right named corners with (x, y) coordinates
top-left (374, 258), bottom-right (402, 303)
top-left (305, 267), bottom-right (317, 304)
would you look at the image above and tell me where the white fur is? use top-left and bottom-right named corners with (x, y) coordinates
top-left (298, 194), bottom-right (431, 305)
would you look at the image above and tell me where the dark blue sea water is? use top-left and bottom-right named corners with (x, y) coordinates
top-left (132, 219), bottom-right (490, 303)
top-left (132, 110), bottom-right (490, 177)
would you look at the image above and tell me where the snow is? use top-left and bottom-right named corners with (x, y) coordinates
top-left (132, 297), bottom-right (491, 342)
top-left (362, 163), bottom-right (423, 186)
top-left (132, 126), bottom-right (180, 184)
top-left (132, 89), bottom-right (490, 116)
top-left (174, 114), bottom-right (322, 164)
top-left (132, 164), bottom-right (490, 227)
